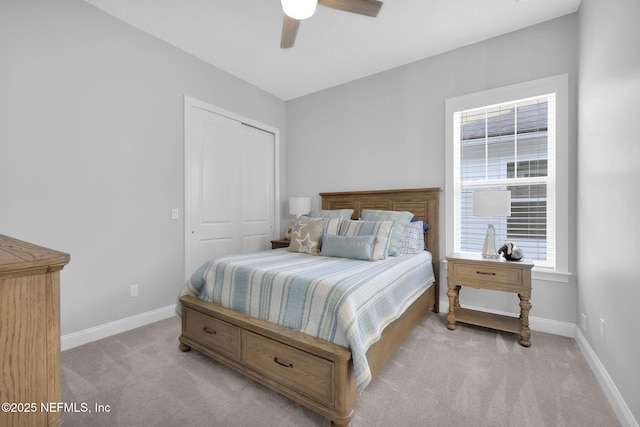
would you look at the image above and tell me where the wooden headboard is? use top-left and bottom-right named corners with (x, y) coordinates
top-left (320, 188), bottom-right (441, 305)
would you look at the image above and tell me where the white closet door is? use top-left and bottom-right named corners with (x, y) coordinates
top-left (187, 103), bottom-right (276, 275)
top-left (240, 124), bottom-right (275, 253)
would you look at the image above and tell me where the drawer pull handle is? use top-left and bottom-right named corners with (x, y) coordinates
top-left (273, 357), bottom-right (294, 369)
top-left (203, 327), bottom-right (217, 335)
top-left (476, 271), bottom-right (496, 276)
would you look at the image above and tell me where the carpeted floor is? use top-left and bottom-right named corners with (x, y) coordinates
top-left (61, 313), bottom-right (620, 426)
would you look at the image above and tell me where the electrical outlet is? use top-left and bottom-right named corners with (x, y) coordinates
top-left (600, 318), bottom-right (605, 339)
top-left (580, 313), bottom-right (587, 330)
top-left (130, 284), bottom-right (139, 298)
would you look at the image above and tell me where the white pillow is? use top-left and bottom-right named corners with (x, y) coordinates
top-left (400, 220), bottom-right (425, 254)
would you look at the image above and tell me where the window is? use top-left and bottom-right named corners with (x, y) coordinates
top-left (446, 75), bottom-right (569, 275)
top-left (454, 94), bottom-right (555, 266)
top-left (506, 159), bottom-right (547, 240)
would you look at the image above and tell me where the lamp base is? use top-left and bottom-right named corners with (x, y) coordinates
top-left (481, 224), bottom-right (500, 258)
top-left (482, 252), bottom-right (501, 259)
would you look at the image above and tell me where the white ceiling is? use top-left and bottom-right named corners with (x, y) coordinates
top-left (82, 0), bottom-right (581, 101)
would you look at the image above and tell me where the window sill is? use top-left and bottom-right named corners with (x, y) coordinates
top-left (532, 267), bottom-right (572, 284)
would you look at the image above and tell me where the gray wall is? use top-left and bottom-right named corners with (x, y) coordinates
top-left (578, 0), bottom-right (640, 422)
top-left (0, 0), bottom-right (286, 335)
top-left (286, 15), bottom-right (579, 324)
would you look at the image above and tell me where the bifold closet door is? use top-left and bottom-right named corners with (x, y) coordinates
top-left (187, 105), bottom-right (275, 274)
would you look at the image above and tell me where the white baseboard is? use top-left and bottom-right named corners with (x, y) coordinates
top-left (61, 304), bottom-right (177, 351)
top-left (574, 328), bottom-right (639, 427)
top-left (438, 297), bottom-right (637, 427)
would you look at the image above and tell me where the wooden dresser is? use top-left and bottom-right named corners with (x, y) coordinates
top-left (0, 234), bottom-right (70, 427)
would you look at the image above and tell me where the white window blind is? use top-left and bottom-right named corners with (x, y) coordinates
top-left (453, 94), bottom-right (556, 268)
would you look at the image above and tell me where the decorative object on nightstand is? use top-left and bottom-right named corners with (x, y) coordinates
top-left (498, 241), bottom-right (524, 261)
top-left (446, 253), bottom-right (534, 346)
top-left (286, 197), bottom-right (311, 240)
top-left (473, 189), bottom-right (511, 258)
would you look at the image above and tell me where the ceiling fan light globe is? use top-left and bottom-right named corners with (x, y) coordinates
top-left (281, 0), bottom-right (317, 20)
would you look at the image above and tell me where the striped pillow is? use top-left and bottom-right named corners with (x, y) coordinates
top-left (323, 217), bottom-right (344, 236)
top-left (360, 210), bottom-right (414, 256)
top-left (338, 219), bottom-right (393, 261)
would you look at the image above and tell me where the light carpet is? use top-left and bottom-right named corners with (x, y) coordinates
top-left (61, 313), bottom-right (620, 426)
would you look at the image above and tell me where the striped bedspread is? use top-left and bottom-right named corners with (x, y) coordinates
top-left (178, 249), bottom-right (435, 392)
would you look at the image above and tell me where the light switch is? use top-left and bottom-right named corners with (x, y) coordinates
top-left (171, 208), bottom-right (179, 220)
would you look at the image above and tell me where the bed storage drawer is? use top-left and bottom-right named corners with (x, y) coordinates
top-left (244, 330), bottom-right (334, 406)
top-left (183, 308), bottom-right (241, 361)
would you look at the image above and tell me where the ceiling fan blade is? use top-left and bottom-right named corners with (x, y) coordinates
top-left (281, 15), bottom-right (300, 49)
top-left (318, 0), bottom-right (383, 17)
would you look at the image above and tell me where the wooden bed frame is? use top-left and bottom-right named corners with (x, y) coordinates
top-left (179, 188), bottom-right (441, 427)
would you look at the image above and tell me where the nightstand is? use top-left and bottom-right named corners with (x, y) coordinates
top-left (446, 253), bottom-right (534, 346)
top-left (271, 239), bottom-right (290, 249)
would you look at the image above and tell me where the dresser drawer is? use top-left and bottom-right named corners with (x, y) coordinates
top-left (184, 308), bottom-right (241, 361)
top-left (451, 263), bottom-right (523, 291)
top-left (244, 330), bottom-right (334, 406)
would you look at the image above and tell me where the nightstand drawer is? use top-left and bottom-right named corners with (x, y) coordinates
top-left (451, 263), bottom-right (522, 289)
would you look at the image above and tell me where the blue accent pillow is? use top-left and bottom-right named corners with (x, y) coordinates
top-left (320, 234), bottom-right (376, 261)
top-left (338, 219), bottom-right (393, 260)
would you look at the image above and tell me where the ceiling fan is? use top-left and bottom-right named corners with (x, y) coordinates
top-left (280, 0), bottom-right (383, 48)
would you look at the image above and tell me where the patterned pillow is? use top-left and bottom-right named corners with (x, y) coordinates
top-left (338, 219), bottom-right (393, 261)
top-left (320, 234), bottom-right (376, 261)
top-left (400, 220), bottom-right (426, 254)
top-left (287, 219), bottom-right (324, 255)
top-left (360, 210), bottom-right (414, 256)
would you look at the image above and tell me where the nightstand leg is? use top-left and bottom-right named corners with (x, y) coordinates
top-left (518, 293), bottom-right (532, 347)
top-left (447, 285), bottom-right (461, 330)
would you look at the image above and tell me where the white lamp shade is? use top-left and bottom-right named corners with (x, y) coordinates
top-left (289, 197), bottom-right (311, 216)
top-left (473, 190), bottom-right (511, 217)
top-left (281, 0), bottom-right (317, 20)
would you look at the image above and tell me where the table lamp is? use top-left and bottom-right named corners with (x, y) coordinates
top-left (473, 190), bottom-right (511, 258)
top-left (289, 197), bottom-right (311, 219)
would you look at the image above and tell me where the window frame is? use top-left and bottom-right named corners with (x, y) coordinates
top-left (445, 75), bottom-right (570, 281)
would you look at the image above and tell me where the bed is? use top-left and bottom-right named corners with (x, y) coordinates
top-left (178, 188), bottom-right (441, 427)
